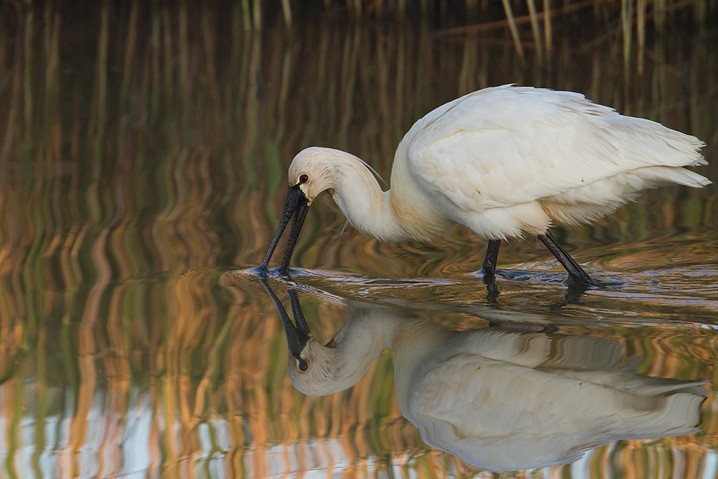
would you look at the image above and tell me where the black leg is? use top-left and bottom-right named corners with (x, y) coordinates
top-left (481, 239), bottom-right (501, 301)
top-left (537, 231), bottom-right (594, 286)
top-left (482, 240), bottom-right (501, 278)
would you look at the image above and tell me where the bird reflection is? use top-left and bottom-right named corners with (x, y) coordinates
top-left (262, 281), bottom-right (706, 472)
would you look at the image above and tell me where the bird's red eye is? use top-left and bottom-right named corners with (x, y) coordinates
top-left (299, 174), bottom-right (309, 184)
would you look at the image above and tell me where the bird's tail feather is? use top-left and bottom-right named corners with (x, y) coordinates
top-left (637, 165), bottom-right (712, 189)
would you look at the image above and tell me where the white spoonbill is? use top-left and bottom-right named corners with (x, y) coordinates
top-left (263, 284), bottom-right (706, 472)
top-left (259, 85), bottom-right (709, 286)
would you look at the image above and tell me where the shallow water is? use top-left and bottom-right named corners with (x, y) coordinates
top-left (0, 2), bottom-right (717, 478)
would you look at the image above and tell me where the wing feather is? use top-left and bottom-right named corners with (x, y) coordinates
top-left (404, 85), bottom-right (706, 218)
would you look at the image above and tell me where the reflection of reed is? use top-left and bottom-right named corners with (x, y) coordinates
top-left (0, 1), bottom-right (715, 477)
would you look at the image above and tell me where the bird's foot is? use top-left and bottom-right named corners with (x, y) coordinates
top-left (251, 264), bottom-right (270, 278)
top-left (251, 264), bottom-right (295, 282)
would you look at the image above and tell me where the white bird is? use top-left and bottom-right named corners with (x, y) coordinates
top-left (259, 85), bottom-right (709, 286)
top-left (263, 284), bottom-right (707, 472)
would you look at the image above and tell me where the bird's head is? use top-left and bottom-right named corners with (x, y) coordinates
top-left (258, 147), bottom-right (367, 275)
top-left (258, 146), bottom-right (385, 275)
top-left (287, 147), bottom-right (340, 205)
top-left (256, 147), bottom-right (332, 276)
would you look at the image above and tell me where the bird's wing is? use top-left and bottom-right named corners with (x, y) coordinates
top-left (406, 85), bottom-right (705, 213)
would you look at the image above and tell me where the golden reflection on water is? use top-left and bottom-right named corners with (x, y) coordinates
top-left (0, 2), bottom-right (716, 477)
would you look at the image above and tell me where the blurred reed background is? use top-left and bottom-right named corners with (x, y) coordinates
top-left (0, 0), bottom-right (716, 477)
top-left (238, 0), bottom-right (716, 70)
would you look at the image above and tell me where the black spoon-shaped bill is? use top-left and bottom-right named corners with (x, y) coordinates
top-left (259, 184), bottom-right (309, 274)
top-left (278, 197), bottom-right (310, 275)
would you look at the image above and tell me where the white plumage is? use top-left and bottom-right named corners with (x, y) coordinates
top-left (399, 86), bottom-right (707, 238)
top-left (282, 304), bottom-right (706, 472)
top-left (261, 85), bottom-right (709, 284)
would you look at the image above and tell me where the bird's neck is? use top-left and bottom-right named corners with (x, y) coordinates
top-left (330, 151), bottom-right (451, 242)
top-left (329, 156), bottom-right (409, 241)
